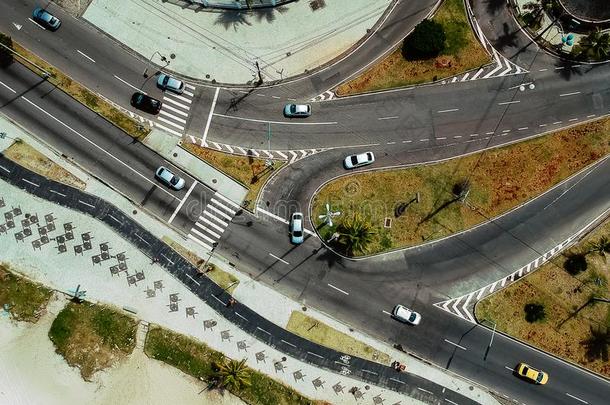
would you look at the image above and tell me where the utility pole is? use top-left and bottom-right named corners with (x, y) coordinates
top-left (265, 122), bottom-right (272, 167)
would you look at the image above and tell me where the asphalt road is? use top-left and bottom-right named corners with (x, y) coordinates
top-left (1, 0), bottom-right (610, 404)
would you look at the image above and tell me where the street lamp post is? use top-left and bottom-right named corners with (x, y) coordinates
top-left (143, 51), bottom-right (169, 78)
top-left (483, 320), bottom-right (497, 361)
top-left (199, 242), bottom-right (219, 274)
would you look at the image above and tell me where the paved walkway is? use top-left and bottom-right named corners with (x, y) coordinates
top-left (0, 117), bottom-right (498, 404)
top-left (82, 0), bottom-right (392, 84)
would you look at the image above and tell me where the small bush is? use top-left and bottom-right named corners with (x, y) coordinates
top-left (402, 20), bottom-right (446, 60)
top-left (0, 33), bottom-right (14, 68)
top-left (564, 253), bottom-right (588, 275)
top-left (524, 303), bottom-right (546, 323)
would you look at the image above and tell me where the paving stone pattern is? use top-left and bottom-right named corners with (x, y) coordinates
top-left (0, 156), bottom-right (478, 405)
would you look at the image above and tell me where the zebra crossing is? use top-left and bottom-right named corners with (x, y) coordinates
top-left (187, 192), bottom-right (240, 252)
top-left (153, 84), bottom-right (197, 137)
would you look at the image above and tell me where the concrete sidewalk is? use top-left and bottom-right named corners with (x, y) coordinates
top-left (82, 0), bottom-right (392, 84)
top-left (0, 115), bottom-right (498, 404)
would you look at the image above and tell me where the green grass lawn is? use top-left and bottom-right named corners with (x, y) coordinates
top-left (0, 264), bottom-right (52, 323)
top-left (337, 0), bottom-right (490, 94)
top-left (145, 326), bottom-right (323, 405)
top-left (49, 301), bottom-right (138, 380)
top-left (313, 116), bottom-right (610, 256)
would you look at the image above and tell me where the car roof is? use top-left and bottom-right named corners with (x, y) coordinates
top-left (157, 167), bottom-right (173, 181)
top-left (295, 104), bottom-right (309, 113)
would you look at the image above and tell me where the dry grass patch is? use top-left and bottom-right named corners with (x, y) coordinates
top-left (48, 301), bottom-right (138, 380)
top-left (286, 311), bottom-right (391, 365)
top-left (476, 219), bottom-right (610, 377)
top-left (161, 236), bottom-right (239, 293)
top-left (145, 325), bottom-right (323, 405)
top-left (181, 142), bottom-right (285, 211)
top-left (9, 40), bottom-right (149, 141)
top-left (3, 140), bottom-right (86, 189)
top-left (0, 264), bottom-right (52, 323)
top-left (313, 117), bottom-right (610, 255)
top-left (337, 0), bottom-right (490, 95)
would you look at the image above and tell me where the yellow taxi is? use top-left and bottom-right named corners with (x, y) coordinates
top-left (516, 362), bottom-right (549, 385)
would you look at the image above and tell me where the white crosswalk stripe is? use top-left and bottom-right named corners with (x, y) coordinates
top-left (153, 84), bottom-right (196, 136)
top-left (187, 192), bottom-right (240, 252)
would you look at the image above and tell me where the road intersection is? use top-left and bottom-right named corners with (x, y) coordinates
top-left (1, 0), bottom-right (609, 404)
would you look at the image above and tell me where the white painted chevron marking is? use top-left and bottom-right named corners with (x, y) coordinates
top-left (471, 68), bottom-right (484, 80)
top-left (276, 151), bottom-right (287, 159)
top-left (225, 145), bottom-right (234, 153)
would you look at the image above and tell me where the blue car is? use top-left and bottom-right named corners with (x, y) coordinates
top-left (157, 74), bottom-right (185, 94)
top-left (32, 8), bottom-right (61, 31)
top-left (290, 212), bottom-right (304, 244)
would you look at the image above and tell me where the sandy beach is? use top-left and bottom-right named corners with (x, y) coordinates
top-left (0, 294), bottom-right (244, 405)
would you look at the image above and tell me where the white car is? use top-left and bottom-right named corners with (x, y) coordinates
top-left (344, 152), bottom-right (375, 169)
top-left (392, 304), bottom-right (421, 325)
top-left (155, 166), bottom-right (185, 190)
top-left (283, 104), bottom-right (311, 118)
top-left (290, 212), bottom-right (304, 244)
top-left (157, 74), bottom-right (185, 94)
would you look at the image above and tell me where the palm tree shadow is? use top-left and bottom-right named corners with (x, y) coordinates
top-left (314, 247), bottom-right (343, 269)
top-left (253, 6), bottom-right (288, 23)
top-left (555, 61), bottom-right (584, 81)
top-left (485, 0), bottom-right (506, 15)
top-left (214, 10), bottom-right (252, 31)
top-left (496, 22), bottom-right (520, 52)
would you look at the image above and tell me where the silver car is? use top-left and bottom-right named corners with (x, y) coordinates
top-left (283, 104), bottom-right (311, 118)
top-left (343, 152), bottom-right (375, 169)
top-left (290, 212), bottom-right (304, 244)
top-left (155, 166), bottom-right (185, 190)
top-left (157, 74), bottom-right (185, 94)
top-left (392, 304), bottom-right (421, 325)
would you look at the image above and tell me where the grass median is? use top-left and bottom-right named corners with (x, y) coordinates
top-left (145, 325), bottom-right (323, 405)
top-left (476, 219), bottom-right (610, 377)
top-left (48, 301), bottom-right (138, 380)
top-left (0, 264), bottom-right (53, 323)
top-left (312, 117), bottom-right (610, 256)
top-left (337, 0), bottom-right (490, 95)
top-left (8, 40), bottom-right (149, 141)
top-left (182, 142), bottom-right (285, 211)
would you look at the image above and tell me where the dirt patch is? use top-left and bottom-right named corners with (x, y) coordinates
top-left (54, 0), bottom-right (93, 17)
top-left (476, 219), bottom-right (610, 377)
top-left (181, 142), bottom-right (284, 211)
top-left (0, 264), bottom-right (53, 323)
top-left (3, 141), bottom-right (86, 189)
top-left (161, 236), bottom-right (239, 293)
top-left (286, 311), bottom-right (391, 365)
top-left (48, 301), bottom-right (138, 380)
top-left (313, 116), bottom-right (610, 255)
top-left (337, 0), bottom-right (490, 95)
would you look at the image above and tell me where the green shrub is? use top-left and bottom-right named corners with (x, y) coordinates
top-left (402, 20), bottom-right (446, 60)
top-left (564, 253), bottom-right (588, 275)
top-left (524, 303), bottom-right (546, 323)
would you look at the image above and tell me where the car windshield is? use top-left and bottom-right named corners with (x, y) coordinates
top-left (293, 230), bottom-right (303, 237)
top-left (350, 156), bottom-right (358, 165)
top-left (169, 176), bottom-right (178, 185)
top-left (522, 366), bottom-right (529, 374)
top-left (408, 313), bottom-right (417, 322)
top-left (536, 372), bottom-right (544, 382)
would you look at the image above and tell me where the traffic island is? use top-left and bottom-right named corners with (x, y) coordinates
top-left (48, 301), bottom-right (138, 380)
top-left (476, 218), bottom-right (610, 378)
top-left (312, 116), bottom-right (610, 256)
top-left (0, 264), bottom-right (53, 323)
top-left (336, 0), bottom-right (491, 95)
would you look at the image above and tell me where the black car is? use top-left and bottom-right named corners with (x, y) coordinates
top-left (131, 92), bottom-right (162, 115)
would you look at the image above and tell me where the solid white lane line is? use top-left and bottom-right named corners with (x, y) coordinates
top-left (76, 50), bottom-right (96, 63)
top-left (568, 118), bottom-right (578, 122)
top-left (78, 200), bottom-right (95, 208)
top-left (168, 180), bottom-right (197, 224)
top-left (49, 189), bottom-right (66, 197)
top-left (200, 216), bottom-right (225, 232)
top-left (188, 234), bottom-right (212, 251)
top-left (28, 18), bottom-right (46, 30)
top-left (539, 123), bottom-right (547, 127)
top-left (443, 339), bottom-right (467, 350)
top-left (214, 113), bottom-right (337, 126)
top-left (504, 366), bottom-right (514, 371)
top-left (153, 122), bottom-right (183, 137)
top-left (160, 103), bottom-right (189, 117)
top-left (437, 108), bottom-right (459, 113)
top-left (162, 96), bottom-right (191, 110)
top-left (382, 310), bottom-right (391, 316)
top-left (157, 116), bottom-right (185, 130)
top-left (258, 208), bottom-right (289, 224)
top-left (417, 387), bottom-right (433, 395)
top-left (186, 273), bottom-right (201, 285)
top-left (183, 90), bottom-right (195, 97)
top-left (213, 192), bottom-right (241, 209)
top-left (20, 96), bottom-right (178, 201)
top-left (0, 80), bottom-right (16, 93)
top-left (553, 121), bottom-right (562, 124)
top-left (377, 116), bottom-right (399, 120)
top-left (166, 93), bottom-right (192, 104)
top-left (517, 127), bottom-right (528, 131)
top-left (327, 283), bottom-right (349, 295)
top-left (560, 91), bottom-right (581, 97)
top-left (113, 75), bottom-right (141, 92)
top-left (565, 393), bottom-right (588, 404)
top-left (203, 210), bottom-right (228, 227)
top-left (202, 87), bottom-right (220, 144)
top-left (498, 100), bottom-right (520, 105)
top-left (159, 110), bottom-right (187, 124)
top-left (269, 253), bottom-right (290, 265)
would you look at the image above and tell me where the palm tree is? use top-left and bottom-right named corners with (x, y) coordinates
top-left (581, 326), bottom-right (610, 362)
top-left (522, 2), bottom-right (545, 30)
top-left (214, 357), bottom-right (251, 391)
top-left (588, 236), bottom-right (610, 260)
top-left (577, 30), bottom-right (610, 61)
top-left (336, 213), bottom-right (376, 256)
